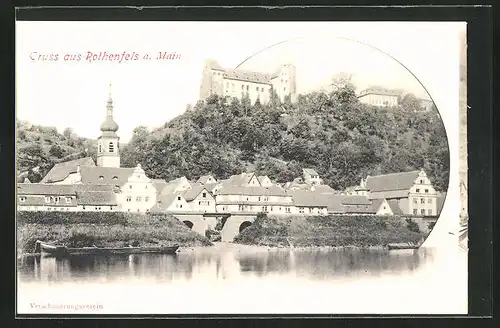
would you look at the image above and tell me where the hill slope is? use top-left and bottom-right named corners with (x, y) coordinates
top-left (121, 87), bottom-right (449, 191)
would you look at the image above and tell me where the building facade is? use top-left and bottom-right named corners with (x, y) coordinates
top-left (357, 87), bottom-right (400, 107)
top-left (199, 59), bottom-right (297, 105)
top-left (364, 169), bottom-right (438, 216)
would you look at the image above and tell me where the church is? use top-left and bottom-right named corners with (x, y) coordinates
top-left (17, 85), bottom-right (158, 213)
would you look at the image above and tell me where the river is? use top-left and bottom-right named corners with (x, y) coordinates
top-left (17, 242), bottom-right (467, 315)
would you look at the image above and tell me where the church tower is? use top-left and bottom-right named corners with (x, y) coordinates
top-left (97, 83), bottom-right (120, 168)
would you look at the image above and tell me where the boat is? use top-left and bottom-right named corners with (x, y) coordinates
top-left (387, 242), bottom-right (420, 251)
top-left (35, 240), bottom-right (179, 257)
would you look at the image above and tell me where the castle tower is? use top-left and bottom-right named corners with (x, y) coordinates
top-left (97, 83), bottom-right (120, 168)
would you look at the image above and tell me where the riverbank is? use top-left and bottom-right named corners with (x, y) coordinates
top-left (233, 214), bottom-right (428, 248)
top-left (17, 211), bottom-right (212, 255)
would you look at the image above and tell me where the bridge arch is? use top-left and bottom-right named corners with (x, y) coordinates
top-left (239, 221), bottom-right (252, 233)
top-left (183, 220), bottom-right (194, 229)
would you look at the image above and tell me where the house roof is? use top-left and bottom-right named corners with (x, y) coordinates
top-left (341, 195), bottom-right (372, 205)
top-left (151, 179), bottom-right (168, 197)
top-left (79, 166), bottom-right (134, 186)
top-left (197, 175), bottom-right (216, 184)
top-left (40, 157), bottom-right (96, 183)
top-left (371, 199), bottom-right (385, 212)
top-left (343, 204), bottom-right (376, 214)
top-left (257, 176), bottom-right (272, 184)
top-left (155, 193), bottom-right (185, 210)
top-left (17, 183), bottom-right (76, 196)
top-left (223, 173), bottom-right (258, 187)
top-left (358, 87), bottom-right (401, 97)
top-left (311, 185), bottom-right (336, 193)
top-left (76, 191), bottom-right (118, 206)
top-left (217, 185), bottom-right (287, 197)
top-left (288, 191), bottom-right (329, 207)
top-left (387, 200), bottom-right (404, 215)
top-left (182, 185), bottom-right (211, 201)
top-left (303, 168), bottom-right (319, 176)
top-left (73, 184), bottom-right (118, 193)
top-left (160, 177), bottom-right (192, 195)
top-left (222, 69), bottom-right (272, 84)
top-left (286, 183), bottom-right (312, 191)
top-left (365, 170), bottom-right (421, 192)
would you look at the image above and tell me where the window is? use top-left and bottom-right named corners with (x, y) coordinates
top-left (99, 176), bottom-right (104, 181)
top-left (145, 196), bottom-right (149, 202)
top-left (256, 87), bottom-right (259, 91)
top-left (83, 206), bottom-right (86, 210)
top-left (136, 196), bottom-right (141, 202)
top-left (284, 87), bottom-right (286, 91)
top-left (428, 209), bottom-right (432, 215)
top-left (246, 85), bottom-right (249, 91)
top-left (421, 209), bottom-right (425, 215)
top-left (428, 198), bottom-right (432, 204)
top-left (299, 207), bottom-right (304, 213)
top-left (109, 142), bottom-right (114, 152)
top-left (413, 209), bottom-right (418, 215)
top-left (54, 197), bottom-right (60, 203)
top-left (129, 185), bottom-right (132, 189)
top-left (258, 197), bottom-right (261, 201)
top-left (180, 204), bottom-right (183, 208)
top-left (199, 201), bottom-right (201, 205)
top-left (202, 192), bottom-right (207, 198)
top-left (112, 176), bottom-right (118, 181)
top-left (98, 144), bottom-right (102, 152)
top-left (177, 196), bottom-right (181, 201)
top-left (286, 207), bottom-right (291, 213)
top-left (420, 179), bottom-right (424, 184)
top-left (241, 85), bottom-right (244, 90)
top-left (19, 197), bottom-right (26, 202)
top-left (126, 196), bottom-right (131, 202)
top-left (425, 189), bottom-right (429, 193)
top-left (416, 188), bottom-right (420, 193)
top-left (383, 206), bottom-right (386, 210)
top-left (66, 197), bottom-right (72, 204)
top-left (261, 87), bottom-right (264, 92)
top-left (281, 79), bottom-right (283, 83)
top-left (413, 199), bottom-right (417, 204)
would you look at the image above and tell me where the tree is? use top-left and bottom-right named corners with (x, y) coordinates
top-left (49, 144), bottom-right (65, 158)
top-left (63, 127), bottom-right (73, 139)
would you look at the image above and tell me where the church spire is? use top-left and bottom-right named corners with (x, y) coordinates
top-left (100, 81), bottom-right (119, 133)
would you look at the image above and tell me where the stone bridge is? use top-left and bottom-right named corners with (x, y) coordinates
top-left (171, 212), bottom-right (257, 242)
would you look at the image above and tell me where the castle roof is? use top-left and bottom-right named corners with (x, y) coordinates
top-left (358, 87), bottom-right (402, 98)
top-left (222, 69), bottom-right (272, 84)
top-left (365, 170), bottom-right (421, 193)
top-left (40, 157), bottom-right (96, 183)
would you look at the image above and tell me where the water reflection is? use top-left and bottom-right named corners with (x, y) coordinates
top-left (18, 247), bottom-right (436, 284)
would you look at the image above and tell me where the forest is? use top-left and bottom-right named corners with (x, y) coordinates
top-left (16, 79), bottom-right (449, 191)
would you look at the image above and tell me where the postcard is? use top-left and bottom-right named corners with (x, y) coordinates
top-left (15, 20), bottom-right (467, 315)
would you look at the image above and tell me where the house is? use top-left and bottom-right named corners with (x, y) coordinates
top-left (302, 168), bottom-right (323, 185)
top-left (257, 175), bottom-right (274, 187)
top-left (372, 198), bottom-right (403, 216)
top-left (17, 183), bottom-right (78, 211)
top-left (215, 185), bottom-right (294, 214)
top-left (341, 195), bottom-right (375, 215)
top-left (357, 87), bottom-right (400, 107)
top-left (160, 176), bottom-right (193, 195)
top-left (77, 164), bottom-right (157, 213)
top-left (181, 185), bottom-right (216, 213)
top-left (288, 190), bottom-right (327, 215)
top-left (151, 193), bottom-right (189, 213)
top-left (197, 175), bottom-right (217, 185)
top-left (365, 169), bottom-right (438, 216)
top-left (40, 157), bottom-right (96, 184)
top-left (74, 185), bottom-right (119, 212)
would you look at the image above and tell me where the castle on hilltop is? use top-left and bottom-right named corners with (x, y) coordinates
top-left (199, 59), bottom-right (297, 105)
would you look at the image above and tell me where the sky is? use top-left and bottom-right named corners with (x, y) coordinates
top-left (16, 21), bottom-right (463, 143)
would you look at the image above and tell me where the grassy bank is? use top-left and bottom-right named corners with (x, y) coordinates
top-left (17, 211), bottom-right (212, 254)
top-left (233, 214), bottom-right (428, 248)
